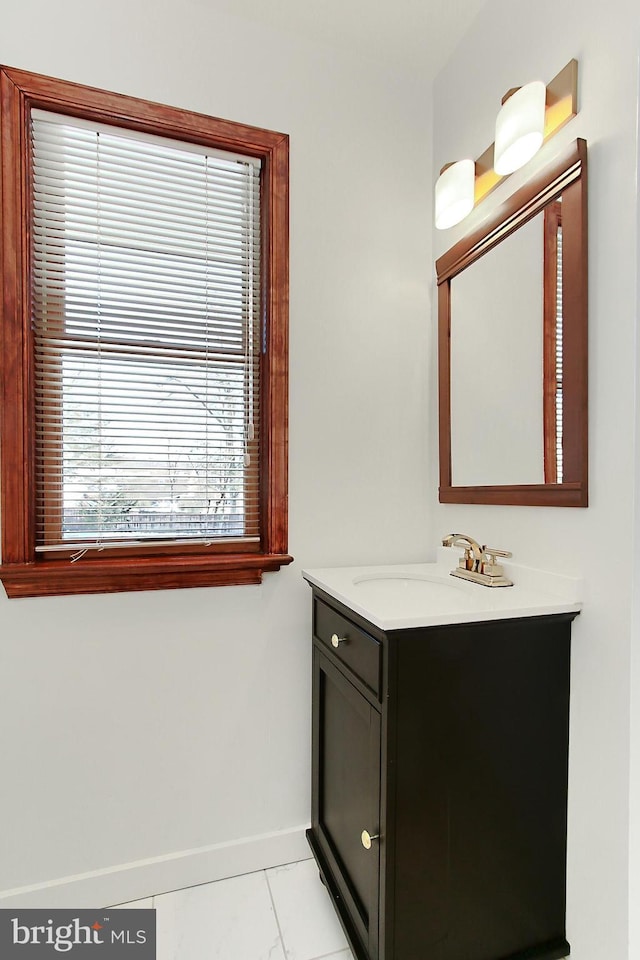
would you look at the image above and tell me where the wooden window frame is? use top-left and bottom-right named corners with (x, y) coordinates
top-left (0, 65), bottom-right (292, 597)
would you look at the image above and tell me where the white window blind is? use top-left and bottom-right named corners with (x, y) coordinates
top-left (30, 110), bottom-right (262, 552)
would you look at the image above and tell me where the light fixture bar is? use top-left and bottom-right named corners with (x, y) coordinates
top-left (473, 59), bottom-right (578, 205)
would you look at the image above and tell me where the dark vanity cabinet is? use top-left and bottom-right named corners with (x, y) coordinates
top-left (307, 588), bottom-right (575, 960)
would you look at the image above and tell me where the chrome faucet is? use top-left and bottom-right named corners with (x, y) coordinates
top-left (442, 533), bottom-right (513, 587)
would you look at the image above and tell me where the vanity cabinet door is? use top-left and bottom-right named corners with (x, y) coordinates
top-left (311, 647), bottom-right (381, 960)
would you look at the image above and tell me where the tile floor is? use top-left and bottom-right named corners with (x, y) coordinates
top-left (114, 857), bottom-right (355, 960)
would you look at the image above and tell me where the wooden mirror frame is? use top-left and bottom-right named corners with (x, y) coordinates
top-left (436, 138), bottom-right (588, 507)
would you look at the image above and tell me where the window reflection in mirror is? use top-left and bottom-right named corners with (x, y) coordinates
top-left (544, 199), bottom-right (562, 484)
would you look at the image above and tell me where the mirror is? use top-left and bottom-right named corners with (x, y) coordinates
top-left (436, 138), bottom-right (588, 506)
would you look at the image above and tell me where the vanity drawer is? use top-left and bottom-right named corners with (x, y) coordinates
top-left (313, 598), bottom-right (381, 696)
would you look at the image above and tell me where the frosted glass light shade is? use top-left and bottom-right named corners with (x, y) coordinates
top-left (494, 80), bottom-right (546, 175)
top-left (434, 159), bottom-right (475, 230)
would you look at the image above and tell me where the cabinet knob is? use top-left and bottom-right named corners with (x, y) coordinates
top-left (361, 830), bottom-right (379, 850)
top-left (331, 633), bottom-right (347, 648)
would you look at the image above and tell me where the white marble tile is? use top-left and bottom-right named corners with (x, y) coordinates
top-left (266, 859), bottom-right (349, 960)
top-left (155, 870), bottom-right (285, 960)
top-left (110, 898), bottom-right (154, 909)
top-left (314, 951), bottom-right (355, 960)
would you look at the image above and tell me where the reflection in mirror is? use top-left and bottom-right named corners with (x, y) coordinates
top-left (543, 198), bottom-right (563, 484)
top-left (450, 200), bottom-right (563, 486)
top-left (436, 139), bottom-right (587, 507)
top-left (450, 212), bottom-right (545, 486)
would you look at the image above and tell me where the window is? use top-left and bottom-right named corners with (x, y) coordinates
top-left (543, 199), bottom-right (563, 484)
top-left (0, 66), bottom-right (291, 597)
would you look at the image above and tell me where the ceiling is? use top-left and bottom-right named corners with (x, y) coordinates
top-left (198, 0), bottom-right (486, 76)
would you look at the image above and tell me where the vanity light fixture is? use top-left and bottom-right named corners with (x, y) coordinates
top-left (434, 59), bottom-right (578, 229)
top-left (434, 158), bottom-right (475, 230)
top-left (494, 80), bottom-right (546, 175)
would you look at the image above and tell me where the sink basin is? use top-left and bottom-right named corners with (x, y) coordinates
top-left (352, 572), bottom-right (477, 614)
top-left (302, 559), bottom-right (582, 630)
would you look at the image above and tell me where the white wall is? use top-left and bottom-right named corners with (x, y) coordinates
top-left (0, 0), bottom-right (432, 904)
top-left (433, 4), bottom-right (640, 960)
top-left (630, 50), bottom-right (640, 960)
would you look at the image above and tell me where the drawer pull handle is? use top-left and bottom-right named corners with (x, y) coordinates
top-left (361, 830), bottom-right (379, 850)
top-left (331, 633), bottom-right (347, 648)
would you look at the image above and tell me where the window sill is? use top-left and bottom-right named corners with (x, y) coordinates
top-left (0, 552), bottom-right (294, 599)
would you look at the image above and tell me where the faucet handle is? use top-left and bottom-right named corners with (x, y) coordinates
top-left (482, 547), bottom-right (512, 560)
top-left (480, 546), bottom-right (512, 579)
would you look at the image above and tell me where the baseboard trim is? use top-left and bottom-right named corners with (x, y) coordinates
top-left (0, 825), bottom-right (311, 909)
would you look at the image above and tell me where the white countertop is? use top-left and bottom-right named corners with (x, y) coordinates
top-left (302, 549), bottom-right (582, 630)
